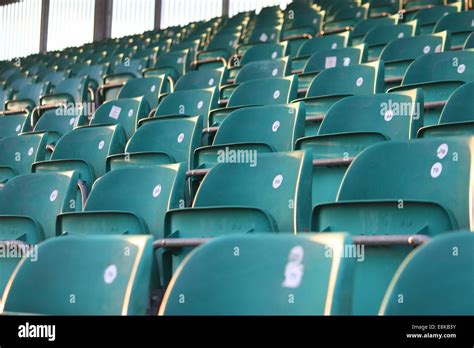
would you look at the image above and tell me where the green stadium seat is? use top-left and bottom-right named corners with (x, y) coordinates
top-left (174, 68), bottom-right (227, 91)
top-left (145, 49), bottom-right (189, 84)
top-left (159, 233), bottom-right (355, 315)
top-left (381, 32), bottom-right (449, 90)
top-left (363, 21), bottom-right (418, 61)
top-left (163, 151), bottom-right (312, 279)
top-left (209, 75), bottom-right (298, 127)
top-left (0, 171), bottom-right (81, 241)
top-left (76, 63), bottom-right (109, 88)
top-left (107, 115), bottom-right (202, 171)
top-left (194, 103), bottom-right (305, 171)
top-left (389, 50), bottom-right (474, 127)
top-left (434, 10), bottom-right (474, 49)
top-left (220, 57), bottom-right (291, 101)
top-left (324, 4), bottom-right (369, 32)
top-left (298, 44), bottom-right (367, 94)
top-left (117, 77), bottom-right (168, 110)
top-left (33, 125), bottom-right (127, 191)
top-left (0, 88), bottom-right (13, 112)
top-left (292, 31), bottom-right (351, 73)
top-left (0, 134), bottom-right (47, 182)
top-left (351, 15), bottom-right (399, 45)
top-left (296, 60), bottom-right (385, 135)
top-left (193, 33), bottom-right (240, 70)
top-left (312, 137), bottom-right (474, 314)
top-left (411, 4), bottom-right (461, 35)
top-left (38, 71), bottom-right (66, 87)
top-left (379, 231), bottom-right (474, 315)
top-left (367, 0), bottom-right (401, 17)
top-left (297, 89), bottom-right (422, 208)
top-left (90, 98), bottom-right (150, 139)
top-left (1, 235), bottom-right (158, 315)
top-left (418, 81), bottom-right (474, 137)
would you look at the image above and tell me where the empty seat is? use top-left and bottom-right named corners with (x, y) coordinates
top-left (324, 5), bottom-right (369, 32)
top-left (418, 81), bottom-right (474, 137)
top-left (145, 49), bottom-right (189, 84)
top-left (174, 68), bottom-right (227, 91)
top-left (363, 21), bottom-right (418, 61)
top-left (296, 60), bottom-right (385, 135)
top-left (193, 33), bottom-right (240, 70)
top-left (380, 231), bottom-right (474, 315)
top-left (298, 45), bottom-right (367, 94)
top-left (117, 77), bottom-right (168, 110)
top-left (292, 31), bottom-right (351, 73)
top-left (90, 98), bottom-right (150, 139)
top-left (434, 10), bottom-right (474, 49)
top-left (351, 16), bottom-right (398, 45)
top-left (33, 125), bottom-right (127, 190)
top-left (412, 4), bottom-right (460, 35)
top-left (0, 134), bottom-right (47, 182)
top-left (163, 151), bottom-right (312, 279)
top-left (1, 235), bottom-right (158, 315)
top-left (312, 137), bottom-right (474, 314)
top-left (153, 87), bottom-right (218, 128)
top-left (107, 115), bottom-right (202, 171)
top-left (220, 57), bottom-right (291, 101)
top-left (297, 89), bottom-right (422, 208)
top-left (209, 75), bottom-right (298, 127)
top-left (389, 50), bottom-right (474, 127)
top-left (159, 233), bottom-right (355, 315)
top-left (381, 32), bottom-right (449, 90)
top-left (194, 103), bottom-right (305, 170)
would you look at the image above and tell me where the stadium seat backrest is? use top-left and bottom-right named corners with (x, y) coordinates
top-left (228, 75), bottom-right (298, 107)
top-left (174, 68), bottom-right (226, 91)
top-left (297, 31), bottom-right (351, 57)
top-left (213, 103), bottom-right (306, 151)
top-left (193, 151), bottom-right (312, 232)
top-left (90, 98), bottom-right (149, 139)
top-left (33, 108), bottom-right (85, 137)
top-left (0, 171), bottom-right (80, 240)
top-left (303, 45), bottom-right (367, 73)
top-left (155, 87), bottom-right (217, 126)
top-left (402, 50), bottom-right (474, 85)
top-left (318, 89), bottom-right (423, 140)
top-left (434, 11), bottom-right (474, 46)
top-left (437, 81), bottom-right (474, 124)
top-left (154, 49), bottom-right (188, 77)
top-left (111, 57), bottom-right (148, 77)
top-left (338, 138), bottom-right (474, 229)
top-left (117, 77), bottom-right (166, 110)
top-left (351, 16), bottom-right (398, 39)
top-left (43, 77), bottom-right (89, 105)
top-left (380, 32), bottom-right (448, 63)
top-left (235, 57), bottom-right (290, 83)
top-left (247, 26), bottom-right (281, 44)
top-left (363, 21), bottom-right (418, 47)
top-left (380, 231), bottom-right (474, 315)
top-left (50, 125), bottom-right (127, 178)
top-left (0, 134), bottom-right (47, 176)
top-left (1, 235), bottom-right (156, 315)
top-left (12, 82), bottom-right (50, 105)
top-left (84, 164), bottom-right (187, 239)
top-left (240, 42), bottom-right (287, 64)
top-left (307, 60), bottom-right (384, 97)
top-left (160, 233), bottom-right (355, 315)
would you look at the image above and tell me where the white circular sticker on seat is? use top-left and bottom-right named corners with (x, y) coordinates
top-left (27, 147), bottom-right (34, 156)
top-left (98, 140), bottom-right (105, 150)
top-left (313, 18), bottom-right (318, 24)
top-left (273, 174), bottom-right (283, 189)
top-left (356, 11), bottom-right (361, 18)
top-left (208, 78), bottom-right (214, 86)
top-left (271, 51), bottom-right (278, 59)
top-left (457, 64), bottom-right (465, 74)
top-left (177, 57), bottom-right (183, 64)
top-left (260, 33), bottom-right (268, 42)
top-left (397, 32), bottom-right (404, 38)
top-left (437, 143), bottom-right (448, 159)
top-left (197, 101), bottom-right (204, 109)
top-left (177, 133), bottom-right (185, 143)
top-left (343, 57), bottom-right (351, 66)
top-left (50, 189), bottom-right (58, 202)
top-left (356, 77), bottom-right (364, 87)
top-left (273, 90), bottom-right (280, 99)
top-left (384, 110), bottom-right (394, 122)
top-left (104, 264), bottom-right (118, 284)
top-left (128, 109), bottom-right (134, 117)
top-left (15, 124), bottom-right (21, 132)
top-left (153, 184), bottom-right (162, 197)
top-left (150, 85), bottom-right (156, 92)
top-left (431, 162), bottom-right (443, 178)
top-left (272, 120), bottom-right (280, 132)
top-left (423, 46), bottom-right (431, 54)
top-left (331, 43), bottom-right (338, 49)
top-left (272, 68), bottom-right (279, 76)
top-left (69, 117), bottom-right (76, 126)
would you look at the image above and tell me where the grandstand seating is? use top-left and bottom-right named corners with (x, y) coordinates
top-left (0, 0), bottom-right (473, 317)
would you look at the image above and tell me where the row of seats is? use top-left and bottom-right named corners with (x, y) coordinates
top-left (0, 0), bottom-right (472, 316)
